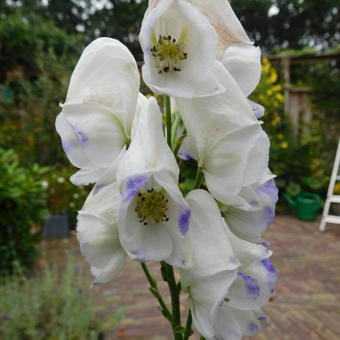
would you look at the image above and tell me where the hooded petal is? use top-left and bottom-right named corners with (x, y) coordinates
top-left (223, 170), bottom-right (278, 242)
top-left (116, 96), bottom-right (179, 183)
top-left (220, 43), bottom-right (262, 96)
top-left (186, 0), bottom-right (250, 54)
top-left (214, 305), bottom-right (261, 340)
top-left (187, 271), bottom-right (237, 339)
top-left (140, 0), bottom-right (224, 98)
top-left (77, 182), bottom-right (126, 285)
top-left (56, 103), bottom-right (126, 185)
top-left (182, 190), bottom-right (239, 279)
top-left (65, 37), bottom-right (140, 135)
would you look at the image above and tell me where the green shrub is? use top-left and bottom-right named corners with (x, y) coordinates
top-left (0, 11), bottom-right (82, 165)
top-left (0, 148), bottom-right (48, 275)
top-left (0, 256), bottom-right (124, 339)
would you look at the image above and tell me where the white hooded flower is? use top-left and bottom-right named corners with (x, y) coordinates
top-left (187, 0), bottom-right (264, 115)
top-left (140, 0), bottom-right (225, 98)
top-left (56, 38), bottom-right (141, 185)
top-left (222, 169), bottom-right (279, 243)
top-left (116, 96), bottom-right (191, 267)
top-left (183, 214), bottom-right (276, 339)
top-left (77, 181), bottom-right (127, 285)
top-left (180, 190), bottom-right (239, 339)
top-left (176, 62), bottom-right (269, 205)
top-left (212, 227), bottom-right (277, 340)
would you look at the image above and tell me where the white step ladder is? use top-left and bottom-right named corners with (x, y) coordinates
top-left (320, 138), bottom-right (340, 232)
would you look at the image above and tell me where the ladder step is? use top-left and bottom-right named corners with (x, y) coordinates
top-left (323, 215), bottom-right (340, 224)
top-left (327, 195), bottom-right (340, 204)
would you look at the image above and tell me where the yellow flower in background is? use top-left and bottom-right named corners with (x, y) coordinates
top-left (279, 141), bottom-right (288, 149)
top-left (334, 183), bottom-right (340, 194)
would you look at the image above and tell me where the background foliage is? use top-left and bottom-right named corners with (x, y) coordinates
top-left (0, 148), bottom-right (48, 275)
top-left (0, 255), bottom-right (123, 339)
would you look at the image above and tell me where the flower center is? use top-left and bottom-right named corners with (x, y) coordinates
top-left (135, 188), bottom-right (169, 225)
top-left (151, 33), bottom-right (188, 74)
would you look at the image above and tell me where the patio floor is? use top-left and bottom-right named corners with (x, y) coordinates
top-left (40, 215), bottom-right (340, 340)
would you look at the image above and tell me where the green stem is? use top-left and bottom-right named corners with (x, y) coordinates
top-left (164, 95), bottom-right (172, 147)
top-left (193, 168), bottom-right (204, 189)
top-left (183, 310), bottom-right (193, 340)
top-left (141, 263), bottom-right (172, 321)
top-left (161, 262), bottom-right (183, 340)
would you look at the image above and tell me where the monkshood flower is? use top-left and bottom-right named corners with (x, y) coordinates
top-left (180, 189), bottom-right (239, 338)
top-left (139, 0), bottom-right (225, 98)
top-left (177, 62), bottom-right (269, 206)
top-left (187, 0), bottom-right (264, 117)
top-left (185, 0), bottom-right (250, 55)
top-left (183, 213), bottom-right (276, 339)
top-left (222, 169), bottom-right (279, 243)
top-left (77, 181), bottom-right (126, 286)
top-left (56, 38), bottom-right (140, 185)
top-left (115, 96), bottom-right (191, 267)
top-left (212, 226), bottom-right (277, 340)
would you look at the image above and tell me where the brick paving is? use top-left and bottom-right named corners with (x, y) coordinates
top-left (41, 215), bottom-right (340, 340)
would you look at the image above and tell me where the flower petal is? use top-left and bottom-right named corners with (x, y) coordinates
top-left (214, 305), bottom-right (261, 340)
top-left (140, 0), bottom-right (223, 98)
top-left (183, 190), bottom-right (239, 278)
top-left (77, 182), bottom-right (126, 284)
top-left (116, 96), bottom-right (179, 184)
top-left (56, 103), bottom-right (126, 185)
top-left (220, 43), bottom-right (261, 96)
top-left (187, 0), bottom-right (250, 53)
top-left (65, 37), bottom-right (140, 135)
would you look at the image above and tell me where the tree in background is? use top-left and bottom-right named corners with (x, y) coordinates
top-left (231, 0), bottom-right (340, 52)
top-left (1, 0), bottom-right (339, 56)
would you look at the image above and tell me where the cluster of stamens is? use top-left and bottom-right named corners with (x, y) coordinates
top-left (135, 188), bottom-right (170, 225)
top-left (151, 34), bottom-right (188, 74)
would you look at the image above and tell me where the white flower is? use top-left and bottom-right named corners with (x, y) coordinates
top-left (57, 177), bottom-right (65, 183)
top-left (56, 38), bottom-right (141, 185)
top-left (183, 215), bottom-right (276, 339)
top-left (212, 227), bottom-right (277, 340)
top-left (77, 181), bottom-right (127, 285)
top-left (176, 62), bottom-right (269, 205)
top-left (220, 43), bottom-right (262, 98)
top-left (140, 0), bottom-right (225, 98)
top-left (116, 96), bottom-right (191, 267)
top-left (186, 0), bottom-right (250, 54)
top-left (180, 190), bottom-right (239, 338)
top-left (222, 169), bottom-right (279, 243)
top-left (187, 0), bottom-right (264, 115)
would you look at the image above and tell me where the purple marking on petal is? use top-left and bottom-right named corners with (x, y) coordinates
top-left (178, 152), bottom-right (193, 161)
top-left (261, 258), bottom-right (277, 292)
top-left (258, 179), bottom-right (279, 203)
top-left (62, 140), bottom-right (77, 153)
top-left (259, 241), bottom-right (271, 248)
top-left (237, 272), bottom-right (260, 300)
top-left (69, 123), bottom-right (89, 148)
top-left (253, 106), bottom-right (265, 119)
top-left (257, 316), bottom-right (267, 321)
top-left (123, 174), bottom-right (149, 202)
top-left (178, 209), bottom-right (191, 236)
top-left (247, 322), bottom-right (260, 333)
top-left (263, 206), bottom-right (275, 226)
